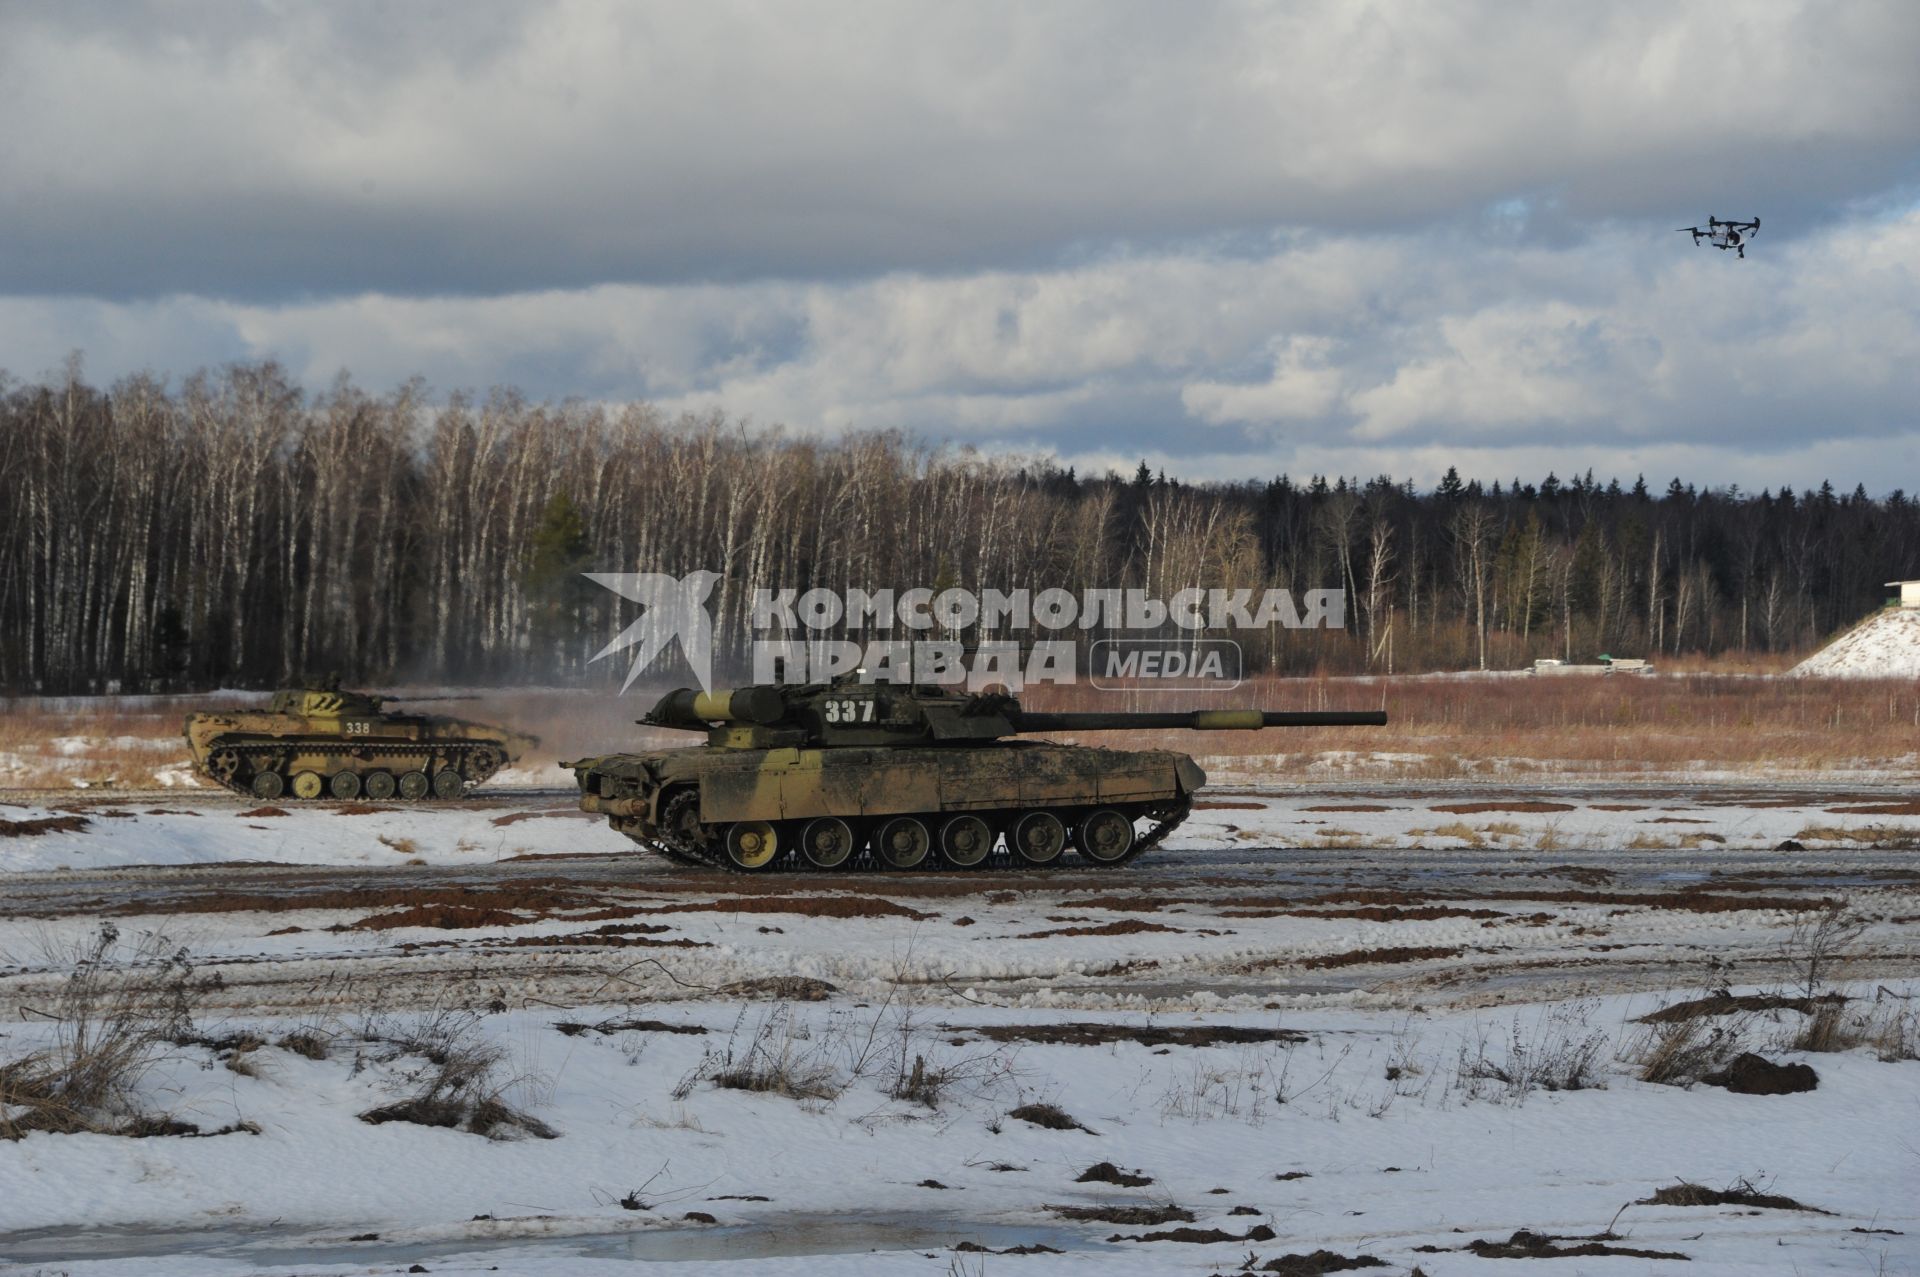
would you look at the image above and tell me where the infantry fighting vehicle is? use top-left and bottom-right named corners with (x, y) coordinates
top-left (569, 682), bottom-right (1386, 871)
top-left (184, 687), bottom-right (538, 801)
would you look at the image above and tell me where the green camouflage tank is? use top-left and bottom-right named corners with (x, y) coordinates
top-left (184, 687), bottom-right (538, 801)
top-left (568, 681), bottom-right (1386, 872)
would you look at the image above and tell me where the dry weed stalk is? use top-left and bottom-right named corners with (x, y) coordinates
top-left (1, 923), bottom-right (209, 1139)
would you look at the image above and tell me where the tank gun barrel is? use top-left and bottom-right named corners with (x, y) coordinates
top-left (1014, 709), bottom-right (1387, 732)
top-left (648, 686), bottom-right (788, 729)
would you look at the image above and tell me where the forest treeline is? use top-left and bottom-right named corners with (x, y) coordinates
top-left (0, 360), bottom-right (1906, 693)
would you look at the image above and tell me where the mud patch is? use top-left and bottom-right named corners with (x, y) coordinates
top-left (1048, 1204), bottom-right (1188, 1225)
top-left (633, 896), bottom-right (936, 922)
top-left (1011, 1103), bottom-right (1095, 1133)
top-left (1458, 1230), bottom-right (1688, 1261)
top-left (1063, 895), bottom-right (1186, 913)
top-left (1253, 1252), bottom-right (1386, 1274)
top-left (331, 803), bottom-right (401, 816)
top-left (1298, 804), bottom-right (1399, 813)
top-left (1700, 1052), bottom-right (1818, 1095)
top-left (492, 810), bottom-right (602, 826)
top-left (718, 976), bottom-right (838, 1001)
top-left (1429, 801), bottom-right (1575, 814)
top-left (1115, 1223), bottom-right (1276, 1243)
top-left (1524, 865), bottom-right (1616, 885)
top-left (1077, 1161), bottom-right (1153, 1187)
top-left (353, 904), bottom-right (528, 931)
top-left (1639, 1180), bottom-right (1827, 1212)
top-left (552, 1013), bottom-right (710, 1036)
top-left (1194, 800), bottom-right (1267, 811)
top-left (235, 806), bottom-right (289, 817)
top-left (1637, 991), bottom-right (1846, 1023)
top-left (1300, 945), bottom-right (1463, 969)
top-left (962, 1023), bottom-right (1305, 1048)
top-left (503, 928), bottom-right (707, 950)
top-left (118, 880), bottom-right (598, 919)
top-left (953, 1242), bottom-right (1062, 1256)
top-left (0, 815), bottom-right (89, 837)
top-left (1224, 904), bottom-right (1500, 923)
top-left (1015, 919), bottom-right (1181, 939)
top-left (1826, 801), bottom-right (1920, 816)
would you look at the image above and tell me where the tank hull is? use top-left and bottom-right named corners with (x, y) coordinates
top-left (573, 740), bottom-right (1205, 872)
top-left (184, 706), bottom-right (536, 801)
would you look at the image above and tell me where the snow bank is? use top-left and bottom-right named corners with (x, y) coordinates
top-left (1792, 607), bottom-right (1920, 677)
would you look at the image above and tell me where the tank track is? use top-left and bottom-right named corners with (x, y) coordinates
top-left (199, 739), bottom-right (506, 799)
top-left (636, 790), bottom-right (1191, 873)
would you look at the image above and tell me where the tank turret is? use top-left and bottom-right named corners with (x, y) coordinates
top-left (642, 683), bottom-right (1384, 748)
top-left (570, 681), bottom-right (1386, 873)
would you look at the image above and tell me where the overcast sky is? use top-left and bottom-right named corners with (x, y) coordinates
top-left (3, 0), bottom-right (1917, 490)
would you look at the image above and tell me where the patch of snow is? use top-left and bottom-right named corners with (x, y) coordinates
top-left (1792, 607), bottom-right (1920, 677)
top-left (0, 988), bottom-right (1912, 1274)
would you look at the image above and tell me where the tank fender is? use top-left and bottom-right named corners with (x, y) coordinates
top-left (1175, 755), bottom-right (1207, 793)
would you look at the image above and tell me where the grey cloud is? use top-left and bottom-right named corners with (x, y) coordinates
top-left (2, 1), bottom-right (1916, 299)
top-left (4, 206), bottom-right (1912, 492)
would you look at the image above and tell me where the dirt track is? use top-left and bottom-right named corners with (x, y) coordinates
top-left (5, 780), bottom-right (1918, 1019)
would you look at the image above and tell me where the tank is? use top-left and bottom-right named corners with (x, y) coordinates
top-left (568, 681), bottom-right (1387, 872)
top-left (183, 687), bottom-right (539, 802)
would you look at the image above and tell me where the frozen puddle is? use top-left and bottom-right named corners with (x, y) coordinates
top-left (0, 1213), bottom-right (1106, 1268)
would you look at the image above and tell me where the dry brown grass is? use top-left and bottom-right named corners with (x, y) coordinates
top-left (1793, 824), bottom-right (1920, 847)
top-left (1024, 670), bottom-right (1920, 773)
top-left (4, 663), bottom-right (1918, 786)
top-left (0, 924), bottom-right (209, 1139)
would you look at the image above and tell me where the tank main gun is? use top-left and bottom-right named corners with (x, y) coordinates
top-left (641, 683), bottom-right (1385, 751)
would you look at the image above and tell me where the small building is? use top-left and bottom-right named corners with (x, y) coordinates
top-left (1532, 655), bottom-right (1653, 676)
top-left (1887, 580), bottom-right (1920, 609)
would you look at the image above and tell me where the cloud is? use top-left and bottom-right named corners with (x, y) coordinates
top-left (1, 2), bottom-right (1915, 298)
top-left (1, 1), bottom-right (1916, 491)
top-left (1184, 338), bottom-right (1348, 428)
top-left (4, 207), bottom-right (1914, 493)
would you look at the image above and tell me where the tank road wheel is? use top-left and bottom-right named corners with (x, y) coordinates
top-left (249, 770), bottom-right (285, 801)
top-left (290, 771), bottom-right (325, 801)
top-left (329, 770), bottom-right (362, 800)
top-left (397, 770), bottom-right (431, 801)
top-left (938, 814), bottom-right (995, 868)
top-left (873, 816), bottom-right (933, 870)
top-left (1075, 807), bottom-right (1136, 865)
top-left (362, 770), bottom-right (396, 801)
top-left (1010, 810), bottom-right (1069, 866)
top-left (207, 748), bottom-right (243, 788)
top-left (431, 769), bottom-right (465, 800)
top-left (724, 820), bottom-right (782, 871)
top-left (799, 817), bottom-right (857, 870)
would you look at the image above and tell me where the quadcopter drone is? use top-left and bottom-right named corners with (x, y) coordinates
top-left (1677, 216), bottom-right (1760, 258)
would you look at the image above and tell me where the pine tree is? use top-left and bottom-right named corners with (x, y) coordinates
top-left (523, 492), bottom-right (592, 673)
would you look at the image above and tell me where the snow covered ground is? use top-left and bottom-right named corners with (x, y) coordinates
top-left (2, 990), bottom-right (1916, 1276)
top-left (5, 777), bottom-right (1920, 876)
top-left (1, 785), bottom-right (1917, 1274)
